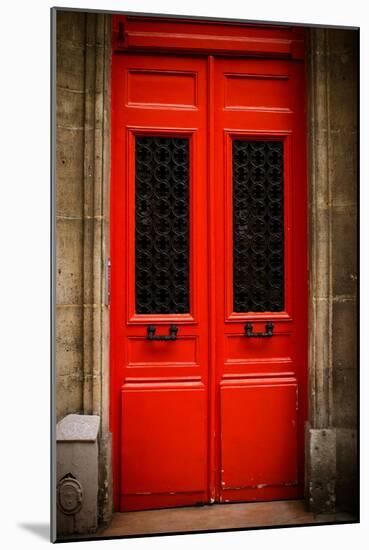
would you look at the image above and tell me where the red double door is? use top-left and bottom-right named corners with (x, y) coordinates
top-left (111, 51), bottom-right (307, 512)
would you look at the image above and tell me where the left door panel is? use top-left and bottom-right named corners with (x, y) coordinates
top-left (110, 53), bottom-right (209, 511)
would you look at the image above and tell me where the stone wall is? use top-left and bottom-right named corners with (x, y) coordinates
top-left (306, 27), bottom-right (358, 514)
top-left (55, 9), bottom-right (112, 526)
top-left (56, 10), bottom-right (86, 419)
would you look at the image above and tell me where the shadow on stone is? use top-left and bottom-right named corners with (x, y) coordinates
top-left (18, 523), bottom-right (49, 541)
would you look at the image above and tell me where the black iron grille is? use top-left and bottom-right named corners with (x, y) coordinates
top-left (135, 136), bottom-right (190, 314)
top-left (233, 140), bottom-right (284, 312)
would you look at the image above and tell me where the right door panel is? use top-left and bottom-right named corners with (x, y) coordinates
top-left (213, 57), bottom-right (307, 503)
top-left (220, 378), bottom-right (298, 488)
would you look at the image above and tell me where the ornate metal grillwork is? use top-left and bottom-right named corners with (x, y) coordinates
top-left (135, 136), bottom-right (190, 313)
top-left (233, 140), bottom-right (284, 312)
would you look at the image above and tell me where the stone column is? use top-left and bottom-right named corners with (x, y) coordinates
top-left (55, 10), bottom-right (112, 528)
top-left (306, 27), bottom-right (358, 514)
top-left (80, 12), bottom-right (112, 527)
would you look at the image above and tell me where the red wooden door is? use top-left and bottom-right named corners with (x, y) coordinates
top-left (212, 57), bottom-right (307, 503)
top-left (111, 35), bottom-right (307, 512)
top-left (110, 53), bottom-right (210, 512)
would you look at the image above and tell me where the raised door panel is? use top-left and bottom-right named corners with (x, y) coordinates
top-left (220, 380), bottom-right (298, 489)
top-left (121, 385), bottom-right (207, 510)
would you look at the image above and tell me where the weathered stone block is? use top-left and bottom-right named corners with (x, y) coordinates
top-left (327, 34), bottom-right (357, 132)
top-left (332, 300), bottom-right (357, 370)
top-left (81, 305), bottom-right (103, 416)
top-left (336, 428), bottom-right (358, 514)
top-left (310, 208), bottom-right (331, 298)
top-left (57, 415), bottom-right (100, 538)
top-left (328, 29), bottom-right (358, 56)
top-left (310, 130), bottom-right (329, 184)
top-left (332, 206), bottom-right (357, 297)
top-left (56, 375), bottom-right (83, 422)
top-left (100, 305), bottom-right (110, 429)
top-left (82, 218), bottom-right (103, 305)
top-left (55, 306), bottom-right (83, 420)
top-left (56, 87), bottom-right (85, 130)
top-left (328, 80), bottom-right (356, 132)
top-left (56, 11), bottom-right (86, 47)
top-left (98, 431), bottom-right (113, 526)
top-left (56, 127), bottom-right (84, 217)
top-left (57, 40), bottom-right (86, 91)
top-left (333, 368), bottom-right (357, 428)
top-left (305, 426), bottom-right (336, 513)
top-left (330, 130), bottom-right (357, 207)
top-left (56, 306), bottom-right (83, 376)
top-left (56, 219), bottom-right (83, 304)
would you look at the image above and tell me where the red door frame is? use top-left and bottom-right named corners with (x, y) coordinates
top-left (110, 15), bottom-right (307, 512)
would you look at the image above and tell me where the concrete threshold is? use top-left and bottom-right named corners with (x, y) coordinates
top-left (98, 500), bottom-right (356, 538)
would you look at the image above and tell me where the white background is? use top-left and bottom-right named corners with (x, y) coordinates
top-left (0, 0), bottom-right (367, 548)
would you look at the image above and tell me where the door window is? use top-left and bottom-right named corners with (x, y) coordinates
top-left (135, 136), bottom-right (190, 314)
top-left (232, 140), bottom-right (284, 312)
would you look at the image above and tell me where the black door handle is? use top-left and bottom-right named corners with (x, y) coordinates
top-left (147, 324), bottom-right (178, 341)
top-left (244, 322), bottom-right (274, 338)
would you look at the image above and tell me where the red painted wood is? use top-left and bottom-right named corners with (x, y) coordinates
top-left (212, 56), bottom-right (307, 504)
top-left (110, 17), bottom-right (307, 512)
top-left (112, 15), bottom-right (305, 58)
top-left (110, 52), bottom-right (209, 512)
top-left (220, 379), bottom-right (298, 489)
top-left (121, 385), bottom-right (207, 497)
